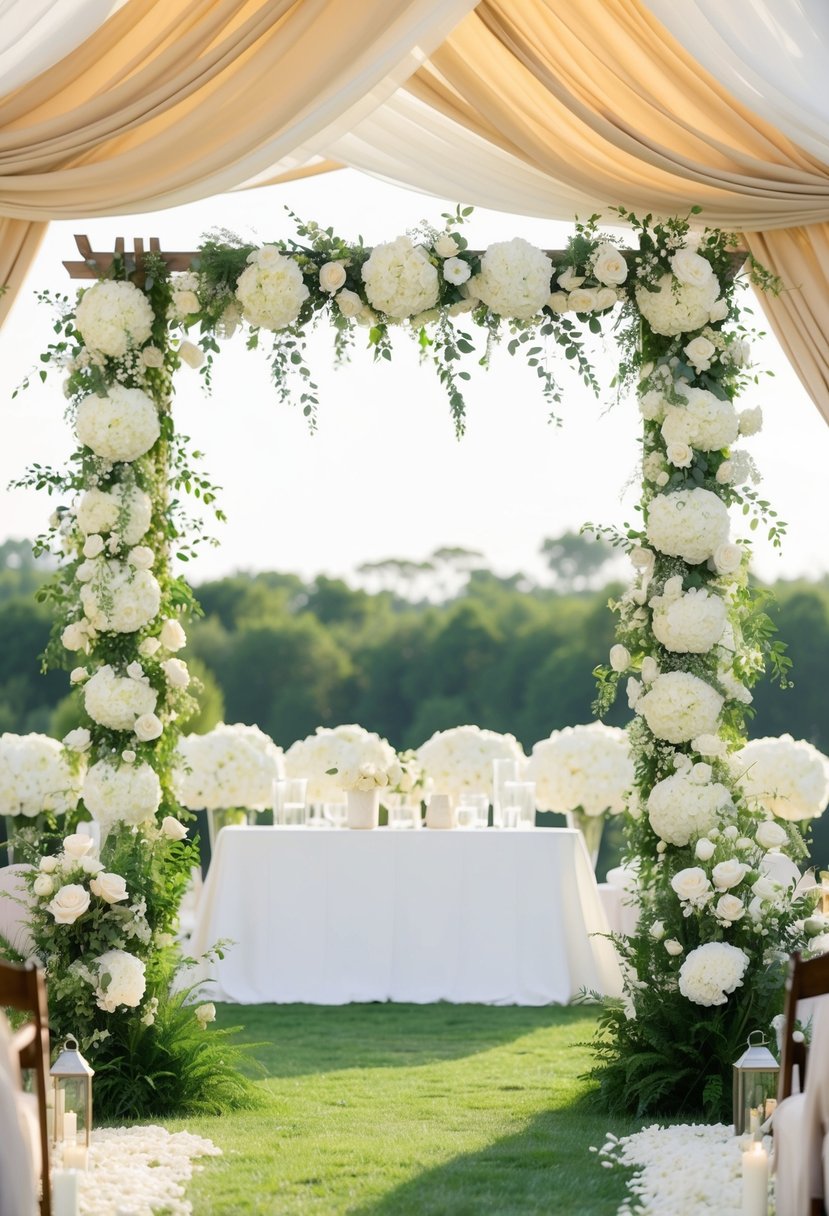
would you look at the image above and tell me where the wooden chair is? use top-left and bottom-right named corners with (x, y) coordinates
top-left (0, 960), bottom-right (51, 1216)
top-left (779, 951), bottom-right (829, 1102)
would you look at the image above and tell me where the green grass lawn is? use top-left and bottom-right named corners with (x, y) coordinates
top-left (161, 1003), bottom-right (639, 1215)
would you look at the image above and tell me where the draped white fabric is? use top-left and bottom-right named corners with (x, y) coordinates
top-left (644, 0), bottom-right (829, 165)
top-left (0, 0), bottom-right (128, 94)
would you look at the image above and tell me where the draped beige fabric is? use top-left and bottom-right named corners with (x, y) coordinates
top-left (0, 0), bottom-right (474, 323)
top-left (406, 0), bottom-right (829, 421)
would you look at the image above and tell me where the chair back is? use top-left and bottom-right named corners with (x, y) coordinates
top-left (779, 951), bottom-right (829, 1101)
top-left (0, 960), bottom-right (51, 1216)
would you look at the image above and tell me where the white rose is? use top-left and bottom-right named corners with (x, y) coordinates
top-left (159, 619), bottom-right (187, 651)
top-left (712, 859), bottom-right (747, 890)
top-left (568, 287), bottom-right (599, 313)
top-left (594, 286), bottom-right (619, 311)
top-left (319, 261), bottom-right (348, 293)
top-left (33, 874), bottom-right (54, 897)
top-left (336, 289), bottom-right (363, 318)
top-left (630, 547), bottom-right (655, 576)
top-left (609, 644), bottom-right (630, 672)
top-left (162, 658), bottom-right (190, 689)
top-left (161, 815), bottom-right (188, 841)
top-left (557, 267), bottom-right (584, 291)
top-left (650, 920), bottom-right (665, 940)
top-left (671, 867), bottom-right (711, 902)
top-left (39, 856), bottom-right (58, 874)
top-left (715, 894), bottom-right (745, 922)
top-left (82, 857), bottom-right (104, 877)
top-left (626, 677), bottom-right (642, 709)
top-left (134, 713), bottom-right (163, 742)
top-left (83, 534), bottom-right (105, 559)
top-left (666, 441), bottom-right (693, 468)
top-left (47, 884), bottom-right (90, 924)
top-left (172, 290), bottom-right (199, 317)
top-left (139, 637), bottom-right (161, 658)
top-left (89, 872), bottom-right (129, 904)
top-left (70, 667), bottom-right (89, 684)
top-left (141, 346), bottom-right (165, 368)
top-left (122, 749), bottom-right (136, 764)
top-left (670, 248), bottom-right (715, 288)
top-left (195, 1002), bottom-right (216, 1028)
top-left (547, 291), bottom-right (569, 313)
top-left (664, 940), bottom-right (684, 956)
top-left (695, 837), bottom-right (716, 861)
top-left (128, 546), bottom-right (155, 570)
top-left (62, 833), bottom-right (94, 860)
top-left (756, 820), bottom-right (788, 850)
top-left (62, 727), bottom-right (91, 752)
top-left (434, 233), bottom-right (460, 258)
top-left (442, 256), bottom-right (471, 285)
top-left (178, 341), bottom-right (204, 370)
top-left (62, 622), bottom-right (89, 652)
top-left (752, 875), bottom-right (784, 903)
top-left (683, 336), bottom-right (717, 372)
top-left (691, 762), bottom-right (712, 784)
top-left (712, 543), bottom-right (743, 576)
top-left (640, 657), bottom-right (659, 684)
top-left (592, 243), bottom-right (628, 287)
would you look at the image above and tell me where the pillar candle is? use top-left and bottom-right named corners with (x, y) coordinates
top-left (742, 1141), bottom-right (768, 1216)
top-left (63, 1110), bottom-right (77, 1144)
top-left (52, 1170), bottom-right (79, 1216)
top-left (62, 1144), bottom-right (88, 1171)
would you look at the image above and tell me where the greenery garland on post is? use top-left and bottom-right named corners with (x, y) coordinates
top-left (9, 205), bottom-right (819, 1121)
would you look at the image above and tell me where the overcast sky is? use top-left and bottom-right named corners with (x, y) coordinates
top-left (1, 169), bottom-right (826, 588)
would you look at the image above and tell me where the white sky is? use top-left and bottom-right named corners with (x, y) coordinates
top-left (1, 168), bottom-right (826, 587)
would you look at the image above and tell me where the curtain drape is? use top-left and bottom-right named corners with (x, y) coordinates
top-left (0, 0), bottom-right (475, 323)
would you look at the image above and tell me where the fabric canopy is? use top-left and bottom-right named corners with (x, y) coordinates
top-left (0, 0), bottom-right (827, 422)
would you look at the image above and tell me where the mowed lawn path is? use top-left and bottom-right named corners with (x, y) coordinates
top-left (162, 1004), bottom-right (638, 1215)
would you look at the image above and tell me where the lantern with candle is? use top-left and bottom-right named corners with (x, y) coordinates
top-left (732, 1031), bottom-right (779, 1136)
top-left (50, 1036), bottom-right (94, 1170)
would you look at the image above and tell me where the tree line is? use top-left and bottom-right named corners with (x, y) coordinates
top-left (1, 536), bottom-right (827, 864)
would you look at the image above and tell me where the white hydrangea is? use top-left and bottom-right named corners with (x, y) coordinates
top-left (661, 387), bottom-right (739, 452)
top-left (651, 587), bottom-right (727, 653)
top-left (80, 559), bottom-right (161, 633)
top-left (635, 270), bottom-right (723, 337)
top-left (474, 238), bottom-right (552, 319)
top-left (416, 725), bottom-right (525, 802)
top-left (83, 759), bottom-right (161, 829)
top-left (74, 280), bottom-right (154, 358)
top-left (94, 949), bottom-right (147, 1012)
top-left (285, 723), bottom-right (398, 803)
top-left (176, 723), bottom-right (284, 811)
top-left (637, 672), bottom-right (723, 743)
top-left (83, 664), bottom-right (157, 731)
top-left (75, 385), bottom-right (160, 463)
top-left (678, 942), bottom-right (749, 1007)
top-left (361, 236), bottom-right (440, 318)
top-left (76, 484), bottom-right (152, 546)
top-left (527, 723), bottom-right (633, 816)
top-left (0, 732), bottom-right (82, 817)
top-left (646, 488), bottom-right (730, 565)
top-left (647, 772), bottom-right (733, 846)
top-left (235, 245), bottom-right (309, 331)
top-left (734, 734), bottom-right (829, 821)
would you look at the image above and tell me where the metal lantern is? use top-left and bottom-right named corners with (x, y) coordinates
top-left (50, 1035), bottom-right (94, 1168)
top-left (733, 1030), bottom-right (779, 1135)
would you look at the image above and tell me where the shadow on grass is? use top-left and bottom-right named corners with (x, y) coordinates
top-left (217, 1002), bottom-right (601, 1080)
top-left (347, 1103), bottom-right (633, 1216)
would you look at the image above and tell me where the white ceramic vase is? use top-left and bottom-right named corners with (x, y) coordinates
top-left (347, 788), bottom-right (380, 830)
top-left (426, 793), bottom-right (456, 830)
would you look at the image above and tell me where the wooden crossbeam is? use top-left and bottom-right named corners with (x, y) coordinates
top-left (63, 235), bottom-right (199, 280)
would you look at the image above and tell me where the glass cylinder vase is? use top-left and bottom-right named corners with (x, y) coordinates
top-left (566, 808), bottom-right (604, 869)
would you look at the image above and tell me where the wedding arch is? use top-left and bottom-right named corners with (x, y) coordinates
top-left (8, 200), bottom-right (820, 1121)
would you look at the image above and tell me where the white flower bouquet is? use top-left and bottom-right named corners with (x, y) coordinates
top-left (175, 722), bottom-right (284, 811)
top-left (284, 723), bottom-right (397, 803)
top-left (526, 722), bottom-right (633, 817)
top-left (0, 732), bottom-right (82, 818)
top-left (416, 725), bottom-right (525, 801)
top-left (734, 734), bottom-right (829, 821)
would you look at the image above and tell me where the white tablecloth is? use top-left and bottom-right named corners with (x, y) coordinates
top-left (189, 827), bottom-right (623, 1006)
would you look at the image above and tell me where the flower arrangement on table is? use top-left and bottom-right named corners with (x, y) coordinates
top-left (416, 725), bottom-right (525, 802)
top-left (175, 722), bottom-right (284, 830)
top-left (284, 723), bottom-right (398, 804)
top-left (0, 732), bottom-right (83, 855)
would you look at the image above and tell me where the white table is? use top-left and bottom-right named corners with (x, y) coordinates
top-left (189, 826), bottom-right (623, 1006)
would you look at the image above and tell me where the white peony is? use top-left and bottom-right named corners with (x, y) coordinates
top-left (176, 722), bottom-right (284, 811)
top-left (94, 949), bottom-right (146, 1012)
top-left (0, 732), bottom-right (82, 817)
top-left (661, 387), bottom-right (739, 452)
top-left (361, 236), bottom-right (439, 319)
top-left (75, 385), bottom-right (160, 463)
top-left (636, 271), bottom-right (723, 337)
top-left (83, 663), bottom-right (157, 730)
top-left (527, 723), bottom-right (633, 816)
top-left (235, 245), bottom-right (309, 331)
top-left (474, 238), bottom-right (552, 319)
top-left (734, 735), bottom-right (829, 821)
top-left (80, 560), bottom-right (161, 633)
top-left (74, 280), bottom-right (154, 358)
top-left (647, 773), bottom-right (733, 846)
top-left (646, 488), bottom-right (730, 565)
top-left (678, 942), bottom-right (749, 1006)
top-left (285, 723), bottom-right (399, 803)
top-left (415, 725), bottom-right (525, 804)
top-left (637, 672), bottom-right (723, 743)
top-left (76, 484), bottom-right (153, 545)
top-left (651, 587), bottom-right (727, 653)
top-left (82, 759), bottom-right (162, 829)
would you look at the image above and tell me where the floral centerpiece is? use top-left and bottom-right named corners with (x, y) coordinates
top-left (733, 734), bottom-right (829, 822)
top-left (284, 723), bottom-right (397, 804)
top-left (0, 732), bottom-right (83, 858)
top-left (416, 725), bottom-right (525, 802)
top-left (175, 723), bottom-right (284, 835)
